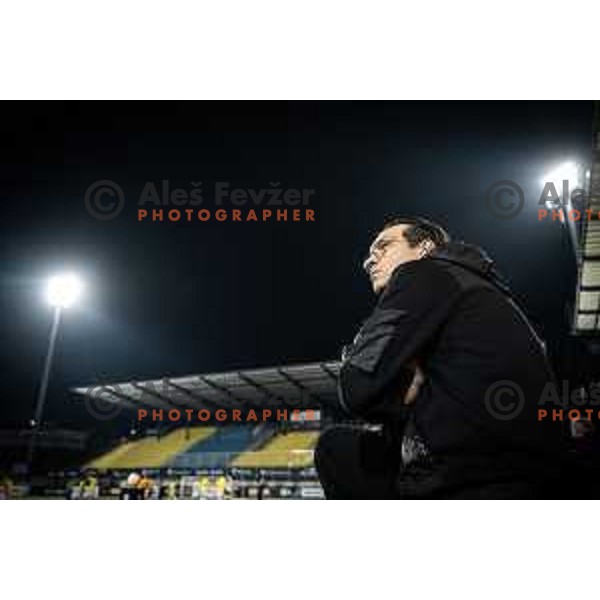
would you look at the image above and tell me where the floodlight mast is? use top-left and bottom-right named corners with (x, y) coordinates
top-left (542, 161), bottom-right (587, 258)
top-left (26, 274), bottom-right (83, 471)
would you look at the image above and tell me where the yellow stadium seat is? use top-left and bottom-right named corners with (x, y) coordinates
top-left (87, 427), bottom-right (216, 469)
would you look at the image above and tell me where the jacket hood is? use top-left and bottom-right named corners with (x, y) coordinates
top-left (430, 242), bottom-right (510, 294)
top-left (429, 241), bottom-right (545, 348)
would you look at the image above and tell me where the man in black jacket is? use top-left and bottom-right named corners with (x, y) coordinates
top-left (315, 216), bottom-right (565, 499)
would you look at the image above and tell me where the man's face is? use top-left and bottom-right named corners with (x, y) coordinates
top-left (363, 224), bottom-right (424, 294)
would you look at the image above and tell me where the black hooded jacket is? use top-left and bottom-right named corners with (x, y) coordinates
top-left (338, 241), bottom-right (565, 494)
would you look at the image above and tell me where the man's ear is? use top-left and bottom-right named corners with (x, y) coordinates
top-left (419, 240), bottom-right (434, 258)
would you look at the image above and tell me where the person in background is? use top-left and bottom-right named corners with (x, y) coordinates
top-left (165, 479), bottom-right (177, 500)
top-left (122, 471), bottom-right (141, 499)
top-left (224, 473), bottom-right (234, 500)
top-left (82, 472), bottom-right (99, 500)
top-left (191, 474), bottom-right (202, 500)
top-left (0, 474), bottom-right (13, 500)
top-left (137, 472), bottom-right (152, 500)
top-left (215, 473), bottom-right (227, 500)
top-left (199, 474), bottom-right (211, 499)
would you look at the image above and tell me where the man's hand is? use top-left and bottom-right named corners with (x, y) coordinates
top-left (402, 363), bottom-right (424, 405)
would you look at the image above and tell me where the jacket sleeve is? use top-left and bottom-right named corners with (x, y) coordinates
top-left (338, 259), bottom-right (461, 420)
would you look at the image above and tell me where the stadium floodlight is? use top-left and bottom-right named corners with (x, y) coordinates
top-left (46, 273), bottom-right (83, 308)
top-left (541, 161), bottom-right (583, 209)
top-left (540, 161), bottom-right (588, 261)
top-left (541, 161), bottom-right (581, 190)
top-left (28, 273), bottom-right (85, 471)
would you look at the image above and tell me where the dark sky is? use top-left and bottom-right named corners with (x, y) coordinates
top-left (0, 101), bottom-right (594, 432)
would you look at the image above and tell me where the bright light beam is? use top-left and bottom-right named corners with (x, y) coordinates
top-left (46, 273), bottom-right (83, 308)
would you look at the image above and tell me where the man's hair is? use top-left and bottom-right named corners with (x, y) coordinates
top-left (381, 216), bottom-right (450, 248)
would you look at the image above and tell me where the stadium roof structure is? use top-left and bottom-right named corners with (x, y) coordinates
top-left (71, 361), bottom-right (341, 413)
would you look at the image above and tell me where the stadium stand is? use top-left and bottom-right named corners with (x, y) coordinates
top-left (232, 430), bottom-right (319, 468)
top-left (172, 424), bottom-right (266, 468)
top-left (86, 427), bottom-right (216, 469)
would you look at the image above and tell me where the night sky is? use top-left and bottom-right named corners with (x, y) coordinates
top-left (0, 101), bottom-right (594, 434)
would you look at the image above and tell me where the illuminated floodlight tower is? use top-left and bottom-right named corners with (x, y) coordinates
top-left (541, 161), bottom-right (590, 256)
top-left (27, 273), bottom-right (84, 469)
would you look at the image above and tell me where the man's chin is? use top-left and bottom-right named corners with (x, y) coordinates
top-left (372, 279), bottom-right (387, 295)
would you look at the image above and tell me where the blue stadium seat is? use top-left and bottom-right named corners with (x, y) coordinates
top-left (171, 425), bottom-right (267, 468)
